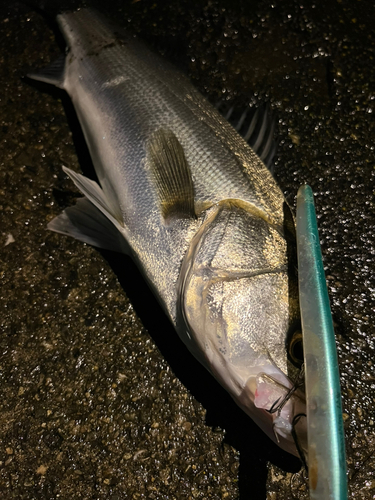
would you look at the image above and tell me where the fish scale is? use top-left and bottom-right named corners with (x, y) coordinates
top-left (62, 10), bottom-right (284, 224)
top-left (29, 7), bottom-right (307, 458)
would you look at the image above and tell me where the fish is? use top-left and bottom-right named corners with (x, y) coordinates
top-left (29, 8), bottom-right (307, 457)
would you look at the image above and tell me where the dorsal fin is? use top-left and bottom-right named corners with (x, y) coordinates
top-left (216, 100), bottom-right (278, 173)
top-left (147, 129), bottom-right (195, 221)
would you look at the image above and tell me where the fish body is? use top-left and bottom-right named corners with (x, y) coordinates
top-left (30, 8), bottom-right (306, 456)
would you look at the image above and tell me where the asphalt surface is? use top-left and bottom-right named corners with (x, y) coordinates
top-left (0, 0), bottom-right (374, 498)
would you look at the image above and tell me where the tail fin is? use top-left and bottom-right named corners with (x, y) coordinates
top-left (27, 53), bottom-right (65, 88)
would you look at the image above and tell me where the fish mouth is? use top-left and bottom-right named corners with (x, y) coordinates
top-left (238, 370), bottom-right (307, 458)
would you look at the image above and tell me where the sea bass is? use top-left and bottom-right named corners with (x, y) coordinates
top-left (30, 8), bottom-right (306, 456)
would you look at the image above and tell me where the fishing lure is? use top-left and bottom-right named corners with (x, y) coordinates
top-left (296, 185), bottom-right (347, 499)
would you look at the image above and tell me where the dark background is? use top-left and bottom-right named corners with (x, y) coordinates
top-left (0, 0), bottom-right (374, 498)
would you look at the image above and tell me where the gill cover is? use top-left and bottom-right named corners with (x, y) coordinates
top-left (178, 201), bottom-right (300, 397)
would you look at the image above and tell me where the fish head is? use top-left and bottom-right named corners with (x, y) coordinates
top-left (179, 200), bottom-right (307, 456)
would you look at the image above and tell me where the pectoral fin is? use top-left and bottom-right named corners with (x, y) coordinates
top-left (147, 129), bottom-right (195, 221)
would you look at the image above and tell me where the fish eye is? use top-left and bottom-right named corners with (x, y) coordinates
top-left (288, 330), bottom-right (304, 367)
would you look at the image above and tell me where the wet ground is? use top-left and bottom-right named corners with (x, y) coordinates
top-left (0, 0), bottom-right (374, 498)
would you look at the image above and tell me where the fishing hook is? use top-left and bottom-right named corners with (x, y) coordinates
top-left (292, 413), bottom-right (308, 469)
top-left (266, 364), bottom-right (305, 415)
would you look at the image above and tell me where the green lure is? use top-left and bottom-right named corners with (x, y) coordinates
top-left (296, 185), bottom-right (347, 500)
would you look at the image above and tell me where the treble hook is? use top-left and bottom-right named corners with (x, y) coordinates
top-left (267, 364), bottom-right (305, 416)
